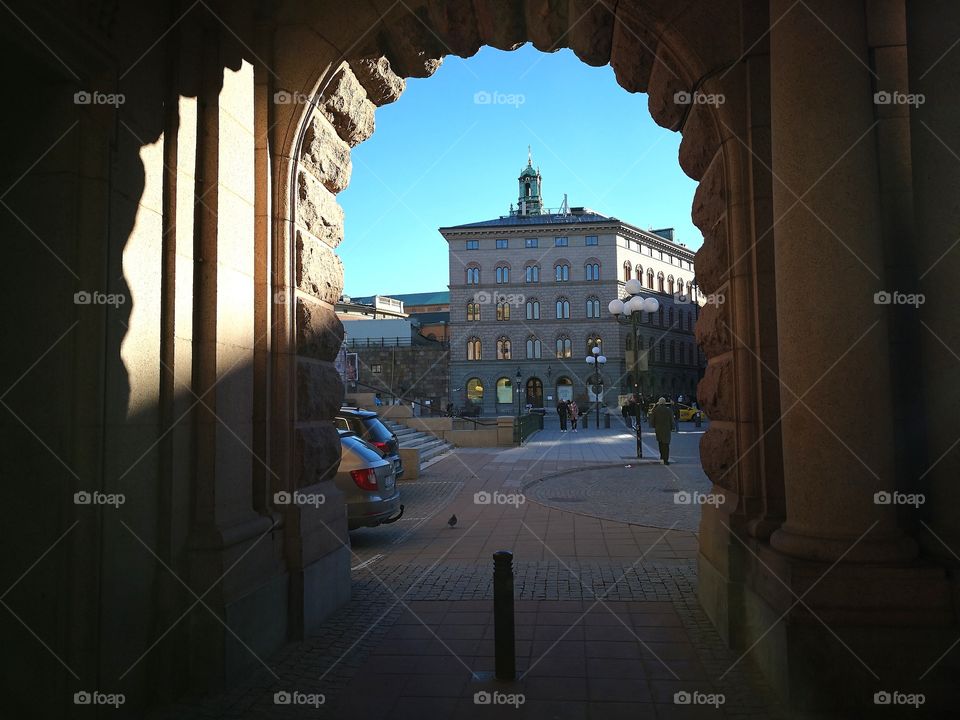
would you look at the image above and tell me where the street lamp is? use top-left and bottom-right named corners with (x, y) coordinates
top-left (585, 345), bottom-right (606, 430)
top-left (608, 278), bottom-right (660, 458)
top-left (515, 367), bottom-right (522, 420)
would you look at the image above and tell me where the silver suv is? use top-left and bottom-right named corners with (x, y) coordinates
top-left (336, 430), bottom-right (403, 530)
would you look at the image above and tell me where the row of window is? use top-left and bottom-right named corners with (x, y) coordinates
top-left (623, 263), bottom-right (695, 297)
top-left (467, 261), bottom-right (693, 295)
top-left (467, 236), bottom-right (599, 251)
top-left (464, 336), bottom-right (700, 363)
top-left (468, 262), bottom-right (593, 284)
top-left (464, 300), bottom-right (698, 330)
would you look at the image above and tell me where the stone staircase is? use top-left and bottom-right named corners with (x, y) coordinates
top-left (383, 419), bottom-right (454, 468)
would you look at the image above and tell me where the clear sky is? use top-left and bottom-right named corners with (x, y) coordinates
top-left (337, 43), bottom-right (702, 298)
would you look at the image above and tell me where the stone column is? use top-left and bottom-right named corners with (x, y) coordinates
top-left (906, 1), bottom-right (960, 562)
top-left (768, 0), bottom-right (915, 562)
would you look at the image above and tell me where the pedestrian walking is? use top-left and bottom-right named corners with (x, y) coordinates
top-left (651, 397), bottom-right (675, 465)
top-left (569, 400), bottom-right (580, 432)
top-left (621, 401), bottom-right (631, 429)
top-left (557, 399), bottom-right (568, 432)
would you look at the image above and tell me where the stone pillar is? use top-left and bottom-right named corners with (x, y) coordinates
top-left (768, 0), bottom-right (915, 562)
top-left (906, 1), bottom-right (960, 562)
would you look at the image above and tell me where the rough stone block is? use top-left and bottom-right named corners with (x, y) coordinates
top-left (295, 424), bottom-right (342, 486)
top-left (568, 0), bottom-right (614, 67)
top-left (351, 57), bottom-right (406, 106)
top-left (700, 425), bottom-right (737, 489)
top-left (295, 229), bottom-right (345, 304)
top-left (694, 221), bottom-right (729, 295)
top-left (379, 6), bottom-right (445, 78)
top-left (698, 357), bottom-right (735, 421)
top-left (300, 113), bottom-right (352, 193)
top-left (296, 359), bottom-right (345, 422)
top-left (296, 296), bottom-right (344, 362)
top-left (296, 169), bottom-right (344, 247)
top-left (647, 46), bottom-right (690, 131)
top-left (473, 0), bottom-right (526, 50)
top-left (695, 301), bottom-right (732, 358)
top-left (691, 153), bottom-right (726, 233)
top-left (680, 103), bottom-right (721, 181)
top-left (524, 0), bottom-right (570, 52)
top-left (321, 65), bottom-right (376, 146)
top-left (427, 0), bottom-right (482, 58)
top-left (610, 8), bottom-right (659, 93)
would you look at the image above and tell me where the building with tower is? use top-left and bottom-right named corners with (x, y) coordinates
top-left (442, 151), bottom-right (706, 416)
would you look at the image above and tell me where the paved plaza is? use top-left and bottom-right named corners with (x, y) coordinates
top-left (148, 423), bottom-right (786, 719)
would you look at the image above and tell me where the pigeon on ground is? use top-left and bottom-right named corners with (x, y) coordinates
top-left (447, 514), bottom-right (458, 528)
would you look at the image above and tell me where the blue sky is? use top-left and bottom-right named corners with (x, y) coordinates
top-left (337, 44), bottom-right (701, 297)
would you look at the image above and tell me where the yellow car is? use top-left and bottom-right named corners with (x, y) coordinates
top-left (678, 404), bottom-right (705, 422)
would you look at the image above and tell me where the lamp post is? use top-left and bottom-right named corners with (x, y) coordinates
top-left (515, 367), bottom-right (522, 420)
top-left (608, 279), bottom-right (660, 458)
top-left (585, 345), bottom-right (606, 430)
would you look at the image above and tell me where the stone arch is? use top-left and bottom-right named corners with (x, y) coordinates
top-left (269, 0), bottom-right (781, 687)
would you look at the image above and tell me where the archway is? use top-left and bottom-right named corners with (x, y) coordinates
top-left (525, 377), bottom-right (543, 408)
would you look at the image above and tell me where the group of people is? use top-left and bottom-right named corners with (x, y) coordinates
top-left (555, 399), bottom-right (581, 432)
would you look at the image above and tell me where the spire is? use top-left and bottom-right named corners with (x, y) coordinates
top-left (517, 146), bottom-right (543, 216)
top-left (528, 145), bottom-right (532, 166)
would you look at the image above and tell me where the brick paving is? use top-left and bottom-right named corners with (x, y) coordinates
top-left (147, 425), bottom-right (787, 719)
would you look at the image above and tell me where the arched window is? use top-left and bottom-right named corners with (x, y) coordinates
top-left (587, 335), bottom-right (603, 353)
top-left (466, 302), bottom-right (480, 321)
top-left (636, 264), bottom-right (643, 281)
top-left (555, 297), bottom-right (570, 319)
top-left (555, 263), bottom-right (570, 282)
top-left (670, 340), bottom-right (676, 362)
top-left (556, 376), bottom-right (574, 401)
top-left (496, 377), bottom-right (513, 404)
top-left (466, 377), bottom-right (483, 406)
top-left (657, 339), bottom-right (665, 361)
top-left (555, 336), bottom-right (572, 358)
top-left (658, 306), bottom-right (664, 327)
top-left (623, 261), bottom-right (632, 281)
top-left (526, 337), bottom-right (542, 359)
top-left (525, 264), bottom-right (539, 283)
top-left (647, 269), bottom-right (654, 289)
top-left (667, 275), bottom-right (675, 295)
top-left (496, 301), bottom-right (511, 320)
top-left (657, 272), bottom-right (665, 293)
top-left (585, 296), bottom-right (600, 318)
top-left (496, 265), bottom-right (510, 284)
top-left (496, 336), bottom-right (511, 360)
top-left (525, 299), bottom-right (540, 320)
top-left (585, 262), bottom-right (600, 281)
top-left (668, 307), bottom-right (674, 327)
top-left (466, 266), bottom-right (480, 284)
top-left (467, 337), bottom-right (482, 360)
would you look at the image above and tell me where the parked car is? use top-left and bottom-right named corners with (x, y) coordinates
top-left (335, 430), bottom-right (403, 529)
top-left (335, 407), bottom-right (403, 479)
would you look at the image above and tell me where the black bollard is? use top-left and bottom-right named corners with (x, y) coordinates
top-left (493, 550), bottom-right (516, 680)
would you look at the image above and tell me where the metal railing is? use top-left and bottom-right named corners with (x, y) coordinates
top-left (514, 413), bottom-right (543, 444)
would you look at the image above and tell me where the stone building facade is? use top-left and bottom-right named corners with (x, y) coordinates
top-left (3, 1), bottom-right (958, 715)
top-left (442, 157), bottom-right (705, 416)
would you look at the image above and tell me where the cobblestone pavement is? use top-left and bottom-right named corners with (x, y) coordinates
top-left (147, 426), bottom-right (788, 720)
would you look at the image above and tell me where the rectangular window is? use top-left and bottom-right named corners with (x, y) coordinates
top-left (466, 240), bottom-right (479, 250)
top-left (496, 239), bottom-right (508, 249)
top-left (525, 238), bottom-right (538, 248)
top-left (371, 364), bottom-right (382, 374)
top-left (585, 235), bottom-right (598, 246)
top-left (554, 236), bottom-right (568, 247)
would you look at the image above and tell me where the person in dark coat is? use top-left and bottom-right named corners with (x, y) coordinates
top-left (557, 399), bottom-right (568, 432)
top-left (621, 401), bottom-right (632, 429)
top-left (651, 397), bottom-right (676, 465)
